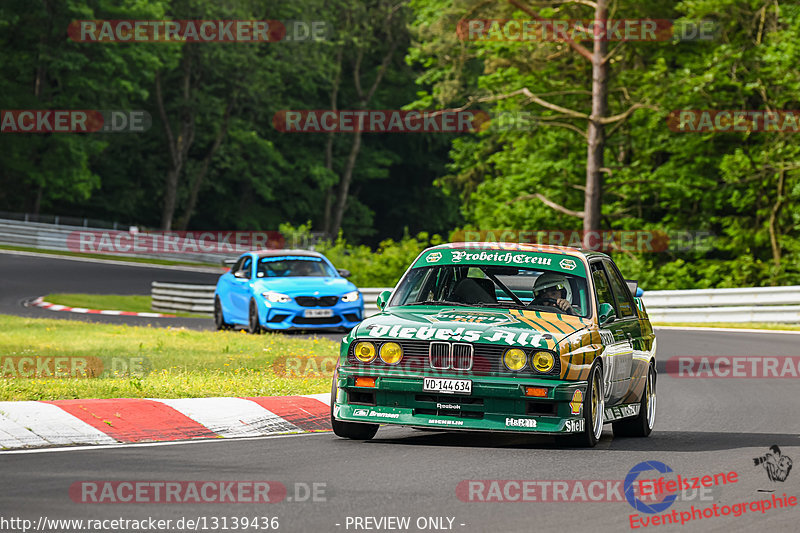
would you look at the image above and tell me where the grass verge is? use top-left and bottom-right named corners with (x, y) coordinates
top-left (0, 314), bottom-right (338, 401)
top-left (44, 293), bottom-right (208, 318)
top-left (0, 244), bottom-right (221, 268)
top-left (653, 322), bottom-right (800, 331)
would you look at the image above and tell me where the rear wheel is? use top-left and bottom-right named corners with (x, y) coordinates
top-left (214, 297), bottom-right (232, 331)
top-left (247, 300), bottom-right (262, 334)
top-left (558, 363), bottom-right (604, 448)
top-left (330, 377), bottom-right (378, 440)
top-left (613, 363), bottom-right (656, 438)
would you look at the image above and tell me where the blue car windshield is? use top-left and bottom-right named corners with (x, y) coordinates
top-left (256, 256), bottom-right (336, 278)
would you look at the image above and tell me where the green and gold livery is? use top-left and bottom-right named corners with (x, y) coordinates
top-left (331, 243), bottom-right (657, 444)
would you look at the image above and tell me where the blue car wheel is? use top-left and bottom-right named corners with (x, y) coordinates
top-left (248, 299), bottom-right (262, 334)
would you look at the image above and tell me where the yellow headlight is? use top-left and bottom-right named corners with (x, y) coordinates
top-left (354, 341), bottom-right (376, 363)
top-left (531, 351), bottom-right (555, 373)
top-left (503, 348), bottom-right (527, 371)
top-left (379, 342), bottom-right (403, 364)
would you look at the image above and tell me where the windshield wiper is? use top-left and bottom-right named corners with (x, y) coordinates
top-left (401, 300), bottom-right (472, 307)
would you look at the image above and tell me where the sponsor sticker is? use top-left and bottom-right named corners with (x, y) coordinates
top-left (605, 404), bottom-right (640, 421)
top-left (425, 310), bottom-right (519, 326)
top-left (505, 417), bottom-right (537, 428)
top-left (565, 419), bottom-right (585, 433)
top-left (365, 324), bottom-right (546, 348)
top-left (426, 252), bottom-right (442, 263)
top-left (559, 258), bottom-right (577, 271)
top-left (570, 389), bottom-right (583, 415)
top-left (353, 409), bottom-right (369, 416)
top-left (429, 419), bottom-right (464, 426)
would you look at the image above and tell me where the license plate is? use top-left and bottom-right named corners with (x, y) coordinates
top-left (303, 309), bottom-right (334, 318)
top-left (423, 378), bottom-right (472, 395)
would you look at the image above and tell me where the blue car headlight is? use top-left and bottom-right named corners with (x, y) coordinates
top-left (262, 291), bottom-right (292, 303)
top-left (341, 290), bottom-right (360, 303)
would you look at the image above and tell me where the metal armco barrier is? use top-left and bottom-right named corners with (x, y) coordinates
top-left (150, 283), bottom-right (800, 323)
top-left (0, 218), bottom-right (239, 265)
top-left (149, 283), bottom-right (391, 317)
top-left (641, 286), bottom-right (800, 323)
top-left (151, 282), bottom-right (216, 314)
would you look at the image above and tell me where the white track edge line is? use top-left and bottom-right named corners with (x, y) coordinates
top-left (0, 430), bottom-right (331, 455)
top-left (654, 326), bottom-right (800, 335)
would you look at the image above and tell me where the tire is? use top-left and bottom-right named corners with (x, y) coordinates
top-left (330, 377), bottom-right (379, 440)
top-left (214, 297), bottom-right (232, 331)
top-left (247, 299), bottom-right (262, 334)
top-left (613, 363), bottom-right (656, 438)
top-left (558, 362), bottom-right (604, 448)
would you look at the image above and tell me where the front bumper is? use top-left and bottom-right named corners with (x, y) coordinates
top-left (258, 299), bottom-right (363, 330)
top-left (333, 367), bottom-right (588, 434)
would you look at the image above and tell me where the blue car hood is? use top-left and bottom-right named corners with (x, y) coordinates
top-left (253, 276), bottom-right (356, 296)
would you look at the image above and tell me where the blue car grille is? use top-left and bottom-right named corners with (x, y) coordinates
top-left (295, 296), bottom-right (339, 307)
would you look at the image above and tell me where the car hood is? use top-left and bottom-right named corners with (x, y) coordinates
top-left (353, 306), bottom-right (592, 350)
top-left (253, 276), bottom-right (356, 296)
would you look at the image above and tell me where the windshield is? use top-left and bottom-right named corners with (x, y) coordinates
top-left (391, 264), bottom-right (591, 318)
top-left (256, 256), bottom-right (336, 278)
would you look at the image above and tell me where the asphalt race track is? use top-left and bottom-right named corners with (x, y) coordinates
top-left (0, 250), bottom-right (221, 329)
top-left (2, 251), bottom-right (800, 532)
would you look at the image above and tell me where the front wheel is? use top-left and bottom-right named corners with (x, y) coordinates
top-left (330, 378), bottom-right (378, 440)
top-left (214, 297), bottom-right (232, 331)
top-left (247, 300), bottom-right (262, 334)
top-left (558, 363), bottom-right (604, 448)
top-left (613, 363), bottom-right (656, 438)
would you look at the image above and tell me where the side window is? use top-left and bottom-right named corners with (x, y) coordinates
top-left (603, 260), bottom-right (636, 318)
top-left (234, 256), bottom-right (252, 278)
top-left (590, 262), bottom-right (616, 316)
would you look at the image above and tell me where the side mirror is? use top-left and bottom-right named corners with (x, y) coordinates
top-left (599, 302), bottom-right (616, 325)
top-left (376, 290), bottom-right (392, 311)
top-left (337, 268), bottom-right (351, 278)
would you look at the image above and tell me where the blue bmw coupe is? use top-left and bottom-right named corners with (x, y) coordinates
top-left (214, 250), bottom-right (363, 332)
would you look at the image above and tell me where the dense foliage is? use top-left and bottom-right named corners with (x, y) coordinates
top-left (2, 0), bottom-right (799, 289)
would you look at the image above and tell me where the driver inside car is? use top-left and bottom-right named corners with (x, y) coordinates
top-left (529, 272), bottom-right (575, 315)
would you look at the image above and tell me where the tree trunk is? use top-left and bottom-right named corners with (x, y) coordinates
top-left (322, 46), bottom-right (344, 238)
top-left (157, 52), bottom-right (195, 231)
top-left (768, 168), bottom-right (785, 285)
top-left (330, 130), bottom-right (363, 239)
top-left (582, 0), bottom-right (609, 248)
top-left (175, 100), bottom-right (233, 231)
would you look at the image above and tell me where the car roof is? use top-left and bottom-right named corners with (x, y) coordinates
top-left (252, 249), bottom-right (325, 259)
top-left (425, 242), bottom-right (610, 260)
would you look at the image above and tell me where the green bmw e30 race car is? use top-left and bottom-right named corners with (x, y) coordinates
top-left (330, 242), bottom-right (657, 447)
